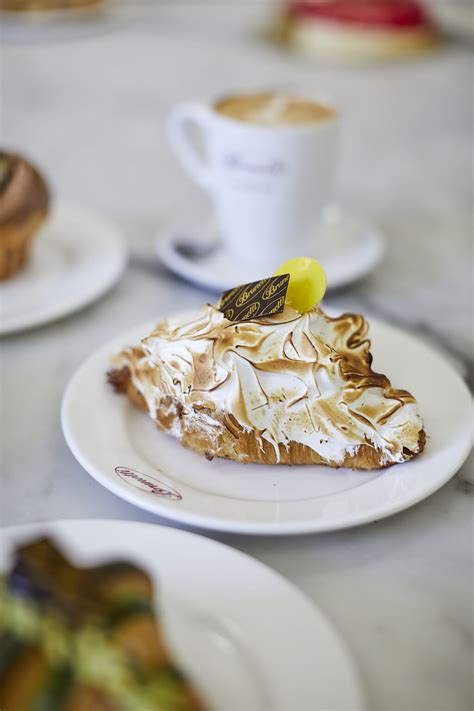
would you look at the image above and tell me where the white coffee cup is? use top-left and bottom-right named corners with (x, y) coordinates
top-left (168, 92), bottom-right (338, 266)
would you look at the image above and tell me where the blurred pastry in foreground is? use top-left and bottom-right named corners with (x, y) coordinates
top-left (0, 150), bottom-right (49, 280)
top-left (108, 258), bottom-right (425, 470)
top-left (0, 536), bottom-right (205, 711)
top-left (275, 0), bottom-right (438, 61)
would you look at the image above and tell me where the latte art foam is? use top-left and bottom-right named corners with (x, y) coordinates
top-left (215, 93), bottom-right (336, 126)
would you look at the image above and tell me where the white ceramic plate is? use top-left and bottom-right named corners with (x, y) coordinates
top-left (155, 205), bottom-right (384, 293)
top-left (0, 519), bottom-right (365, 711)
top-left (0, 202), bottom-right (127, 335)
top-left (61, 315), bottom-right (473, 535)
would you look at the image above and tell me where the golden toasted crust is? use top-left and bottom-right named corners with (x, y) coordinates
top-left (108, 367), bottom-right (425, 470)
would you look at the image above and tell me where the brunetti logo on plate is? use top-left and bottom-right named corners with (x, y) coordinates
top-left (115, 467), bottom-right (182, 501)
top-left (219, 274), bottom-right (290, 322)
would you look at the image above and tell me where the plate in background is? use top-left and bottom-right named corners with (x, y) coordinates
top-left (0, 202), bottom-right (127, 335)
top-left (0, 519), bottom-right (365, 711)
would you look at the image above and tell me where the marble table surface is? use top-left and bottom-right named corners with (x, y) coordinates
top-left (1, 4), bottom-right (473, 710)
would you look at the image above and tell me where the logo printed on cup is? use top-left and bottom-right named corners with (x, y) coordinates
top-left (115, 467), bottom-right (182, 500)
top-left (224, 153), bottom-right (286, 176)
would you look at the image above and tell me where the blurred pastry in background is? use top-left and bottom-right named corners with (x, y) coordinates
top-left (274, 0), bottom-right (438, 60)
top-left (0, 0), bottom-right (103, 11)
top-left (0, 536), bottom-right (205, 710)
top-left (0, 150), bottom-right (49, 280)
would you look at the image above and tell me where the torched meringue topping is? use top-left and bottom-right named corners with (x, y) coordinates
top-left (119, 304), bottom-right (424, 465)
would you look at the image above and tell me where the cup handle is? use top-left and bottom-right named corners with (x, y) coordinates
top-left (167, 102), bottom-right (212, 191)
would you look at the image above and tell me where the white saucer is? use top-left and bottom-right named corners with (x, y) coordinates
top-left (0, 202), bottom-right (127, 335)
top-left (155, 205), bottom-right (384, 293)
top-left (61, 312), bottom-right (473, 535)
top-left (0, 519), bottom-right (365, 711)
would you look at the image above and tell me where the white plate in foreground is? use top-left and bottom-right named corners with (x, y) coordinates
top-left (0, 519), bottom-right (365, 711)
top-left (62, 315), bottom-right (473, 535)
top-left (0, 202), bottom-right (127, 335)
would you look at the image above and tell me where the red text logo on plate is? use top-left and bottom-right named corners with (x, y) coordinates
top-left (115, 467), bottom-right (182, 501)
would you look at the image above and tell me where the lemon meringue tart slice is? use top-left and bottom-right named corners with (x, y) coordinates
top-left (107, 304), bottom-right (425, 470)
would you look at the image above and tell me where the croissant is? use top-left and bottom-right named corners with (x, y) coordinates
top-left (108, 304), bottom-right (425, 470)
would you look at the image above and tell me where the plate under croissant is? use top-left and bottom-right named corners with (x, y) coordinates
top-left (61, 314), bottom-right (473, 535)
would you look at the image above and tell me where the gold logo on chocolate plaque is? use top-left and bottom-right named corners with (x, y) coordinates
top-left (219, 274), bottom-right (290, 322)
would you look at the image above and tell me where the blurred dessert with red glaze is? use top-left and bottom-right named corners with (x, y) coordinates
top-left (277, 0), bottom-right (438, 60)
top-left (0, 151), bottom-right (49, 280)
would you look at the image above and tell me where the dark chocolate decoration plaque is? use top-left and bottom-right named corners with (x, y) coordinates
top-left (219, 274), bottom-right (290, 322)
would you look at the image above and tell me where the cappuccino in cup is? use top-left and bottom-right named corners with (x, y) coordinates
top-left (168, 91), bottom-right (338, 267)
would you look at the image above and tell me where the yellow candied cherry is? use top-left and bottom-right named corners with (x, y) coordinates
top-left (273, 257), bottom-right (326, 313)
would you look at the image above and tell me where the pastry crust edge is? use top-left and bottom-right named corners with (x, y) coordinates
top-left (108, 366), bottom-right (426, 470)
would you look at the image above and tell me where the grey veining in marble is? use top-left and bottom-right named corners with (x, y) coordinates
top-left (0, 4), bottom-right (473, 711)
